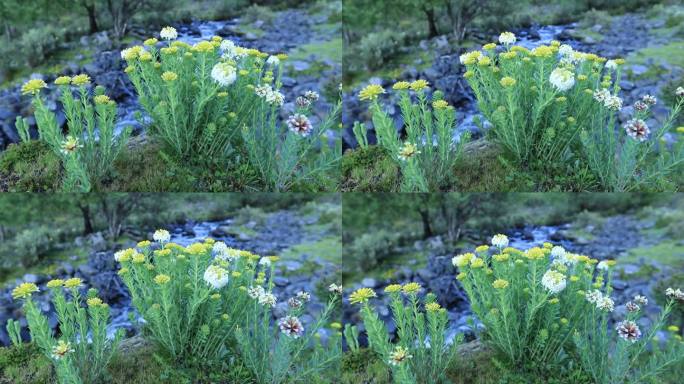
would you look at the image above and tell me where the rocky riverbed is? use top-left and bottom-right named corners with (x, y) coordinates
top-left (342, 9), bottom-right (682, 149)
top-left (0, 207), bottom-right (341, 347)
top-left (342, 213), bottom-right (682, 347)
top-left (0, 7), bottom-right (341, 150)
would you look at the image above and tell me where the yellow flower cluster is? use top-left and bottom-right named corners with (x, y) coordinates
top-left (12, 282), bottom-right (39, 300)
top-left (21, 79), bottom-right (47, 95)
top-left (72, 74), bottom-right (91, 86)
top-left (350, 287), bottom-right (377, 304)
top-left (359, 84), bottom-right (385, 101)
top-left (432, 100), bottom-right (449, 110)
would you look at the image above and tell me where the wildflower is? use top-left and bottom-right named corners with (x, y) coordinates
top-left (384, 284), bottom-right (402, 293)
top-left (616, 320), bottom-right (641, 343)
top-left (12, 283), bottom-right (39, 300)
top-left (64, 278), bottom-right (83, 289)
top-left (278, 315), bottom-right (304, 338)
top-left (634, 101), bottom-right (648, 112)
top-left (211, 63), bottom-right (237, 86)
top-left (532, 45), bottom-right (554, 58)
top-left (296, 291), bottom-right (311, 302)
top-left (59, 136), bottom-right (82, 155)
top-left (287, 114), bottom-right (314, 137)
top-left (161, 71), bottom-right (178, 82)
top-left (54, 76), bottom-right (71, 86)
top-left (295, 96), bottom-right (311, 108)
top-left (248, 286), bottom-right (265, 299)
top-left (633, 295), bottom-right (648, 306)
top-left (432, 100), bottom-right (449, 110)
top-left (452, 253), bottom-right (474, 267)
top-left (478, 56), bottom-right (491, 66)
top-left (525, 247), bottom-right (545, 260)
top-left (541, 270), bottom-right (566, 294)
top-left (410, 79), bottom-right (429, 91)
top-left (265, 90), bottom-right (284, 106)
top-left (596, 261), bottom-right (610, 271)
top-left (46, 279), bottom-right (64, 289)
top-left (483, 43), bottom-right (497, 50)
top-left (459, 50), bottom-right (483, 65)
top-left (471, 258), bottom-right (485, 268)
top-left (132, 253), bottom-right (145, 263)
top-left (558, 44), bottom-right (573, 57)
top-left (266, 55), bottom-right (280, 66)
top-left (71, 74), bottom-right (91, 86)
top-left (402, 282), bottom-right (422, 295)
top-left (349, 288), bottom-right (376, 304)
top-left (492, 279), bottom-right (509, 289)
top-left (258, 292), bottom-right (277, 307)
top-left (154, 274), bottom-right (171, 285)
top-left (220, 39), bottom-right (236, 54)
top-left (160, 26), bottom-right (177, 40)
top-left (549, 68), bottom-right (575, 91)
top-left (492, 234), bottom-right (509, 248)
top-left (676, 87), bottom-right (684, 97)
top-left (288, 297), bottom-right (302, 308)
top-left (500, 77), bottom-right (516, 88)
top-left (605, 60), bottom-right (618, 71)
top-left (21, 79), bottom-right (47, 95)
top-left (51, 340), bottom-right (75, 360)
top-left (389, 346), bottom-right (413, 366)
top-left (328, 283), bottom-right (343, 294)
top-left (642, 94), bottom-right (657, 106)
top-left (398, 142), bottom-right (421, 161)
top-left (626, 301), bottom-right (640, 312)
top-left (604, 95), bottom-right (623, 111)
top-left (551, 246), bottom-right (566, 259)
top-left (304, 90), bottom-right (320, 101)
top-left (624, 119), bottom-right (650, 142)
top-left (501, 51), bottom-right (517, 60)
top-left (475, 245), bottom-right (489, 253)
top-left (498, 32), bottom-right (516, 45)
top-left (464, 70), bottom-right (475, 79)
top-left (153, 229), bottom-right (170, 243)
top-left (597, 296), bottom-right (615, 312)
top-left (668, 325), bottom-right (680, 333)
top-left (121, 47), bottom-right (140, 60)
top-left (259, 257), bottom-right (272, 268)
top-left (456, 272), bottom-right (466, 280)
top-left (665, 287), bottom-right (684, 301)
top-left (115, 249), bottom-right (134, 262)
top-left (204, 265), bottom-right (230, 289)
top-left (425, 302), bottom-right (442, 312)
top-left (359, 84), bottom-right (385, 101)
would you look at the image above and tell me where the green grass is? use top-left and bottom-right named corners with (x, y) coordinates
top-left (627, 42), bottom-right (684, 71)
top-left (1, 46), bottom-right (93, 89)
top-left (281, 236), bottom-right (341, 264)
top-left (344, 48), bottom-right (433, 89)
top-left (289, 37), bottom-right (342, 64)
top-left (624, 241), bottom-right (684, 268)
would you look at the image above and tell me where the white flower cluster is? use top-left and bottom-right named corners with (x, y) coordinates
top-left (211, 62), bottom-right (237, 86)
top-left (328, 283), bottom-right (343, 294)
top-left (278, 315), bottom-right (304, 338)
top-left (212, 241), bottom-right (240, 261)
top-left (247, 285), bottom-right (278, 307)
top-left (593, 88), bottom-right (623, 111)
top-left (615, 320), bottom-right (641, 343)
top-left (153, 229), bottom-right (170, 243)
top-left (541, 270), bottom-right (567, 293)
top-left (491, 234), bottom-right (509, 248)
top-left (266, 55), bottom-right (280, 66)
top-left (585, 289), bottom-right (614, 312)
top-left (160, 26), bottom-right (178, 40)
top-left (665, 287), bottom-right (684, 301)
top-left (204, 265), bottom-right (230, 289)
top-left (549, 67), bottom-right (575, 92)
top-left (498, 32), bottom-right (516, 45)
top-left (623, 119), bottom-right (650, 142)
top-left (255, 84), bottom-right (284, 106)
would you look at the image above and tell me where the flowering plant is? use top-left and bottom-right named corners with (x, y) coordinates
top-left (10, 279), bottom-right (123, 384)
top-left (461, 32), bottom-right (684, 190)
top-left (357, 81), bottom-right (470, 191)
top-left (349, 283), bottom-right (461, 383)
top-left (16, 76), bottom-right (130, 191)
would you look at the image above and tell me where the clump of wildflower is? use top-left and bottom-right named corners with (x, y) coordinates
top-left (432, 100), bottom-right (449, 110)
top-left (398, 142), bottom-right (421, 161)
top-left (634, 101), bottom-right (648, 112)
top-left (154, 274), bottom-right (171, 285)
top-left (359, 84), bottom-right (385, 101)
top-left (597, 296), bottom-right (615, 312)
top-left (304, 90), bottom-right (319, 101)
top-left (492, 279), bottom-right (509, 289)
top-left (12, 282), bottom-right (39, 300)
top-left (642, 95), bottom-right (657, 106)
top-left (211, 62), bottom-right (237, 86)
top-left (153, 229), bottom-right (170, 243)
top-left (402, 282), bottom-right (422, 295)
top-left (549, 68), bottom-right (575, 91)
top-left (47, 279), bottom-right (64, 289)
top-left (665, 287), bottom-right (684, 301)
top-left (71, 74), bottom-right (91, 87)
top-left (94, 95), bottom-right (112, 105)
top-left (460, 50), bottom-right (483, 65)
top-left (498, 32), bottom-right (516, 45)
top-left (425, 302), bottom-right (442, 312)
top-left (624, 119), bottom-right (650, 142)
top-left (633, 295), bottom-right (648, 306)
top-left (541, 270), bottom-right (566, 294)
top-left (287, 114), bottom-right (313, 137)
top-left (558, 44), bottom-right (573, 57)
top-left (248, 286), bottom-right (265, 299)
top-left (384, 284), bottom-right (402, 293)
top-left (64, 278), bottom-right (83, 289)
top-left (616, 320), bottom-right (641, 343)
top-left (349, 288), bottom-right (376, 304)
top-left (296, 291), bottom-right (311, 302)
top-left (204, 265), bottom-right (229, 289)
top-left (452, 253), bottom-right (474, 267)
top-left (258, 292), bottom-right (277, 307)
top-left (410, 79), bottom-right (429, 92)
top-left (21, 79), bottom-right (47, 95)
top-left (60, 136), bottom-right (83, 155)
top-left (388, 346), bottom-right (413, 366)
top-left (287, 297), bottom-right (302, 308)
top-left (295, 96), bottom-right (311, 108)
top-left (87, 297), bottom-right (104, 307)
top-left (626, 301), bottom-right (640, 312)
top-left (491, 234), bottom-right (509, 248)
top-left (160, 26), bottom-right (178, 40)
top-left (54, 76), bottom-right (71, 86)
top-left (676, 87), bottom-right (684, 97)
top-left (329, 283), bottom-right (343, 295)
top-left (605, 60), bottom-right (618, 71)
top-left (51, 340), bottom-right (75, 360)
top-left (278, 315), bottom-right (304, 338)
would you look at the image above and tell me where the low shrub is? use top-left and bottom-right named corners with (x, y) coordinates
top-left (356, 81), bottom-right (470, 191)
top-left (355, 30), bottom-right (406, 71)
top-left (348, 283), bottom-right (461, 384)
top-left (453, 233), bottom-right (684, 381)
top-left (10, 278), bottom-right (122, 384)
top-left (346, 229), bottom-right (400, 272)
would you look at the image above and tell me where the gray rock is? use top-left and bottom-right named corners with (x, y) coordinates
top-left (629, 65), bottom-right (648, 76)
top-left (361, 278), bottom-right (377, 288)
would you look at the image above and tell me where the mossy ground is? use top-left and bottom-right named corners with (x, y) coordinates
top-left (0, 137), bottom-right (334, 192)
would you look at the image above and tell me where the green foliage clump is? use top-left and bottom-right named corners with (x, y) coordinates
top-left (0, 342), bottom-right (54, 384)
top-left (346, 229), bottom-right (400, 272)
top-left (341, 145), bottom-right (400, 192)
top-left (0, 140), bottom-right (62, 192)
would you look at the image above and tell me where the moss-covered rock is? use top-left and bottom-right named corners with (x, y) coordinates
top-left (341, 348), bottom-right (391, 384)
top-left (341, 146), bottom-right (400, 191)
top-left (0, 140), bottom-right (62, 192)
